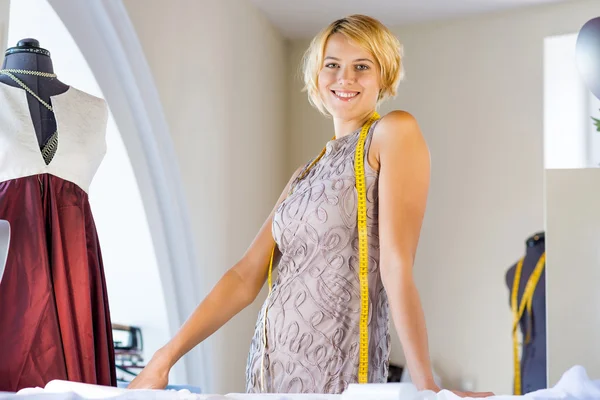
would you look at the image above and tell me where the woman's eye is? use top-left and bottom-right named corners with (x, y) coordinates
top-left (356, 64), bottom-right (369, 70)
top-left (325, 63), bottom-right (338, 68)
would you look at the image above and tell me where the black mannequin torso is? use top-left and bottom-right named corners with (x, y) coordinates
top-left (505, 232), bottom-right (546, 394)
top-left (0, 38), bottom-right (69, 148)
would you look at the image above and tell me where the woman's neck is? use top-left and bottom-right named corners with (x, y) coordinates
top-left (333, 110), bottom-right (376, 139)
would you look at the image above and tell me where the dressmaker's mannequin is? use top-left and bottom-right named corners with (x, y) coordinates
top-left (0, 39), bottom-right (116, 391)
top-left (0, 38), bottom-right (68, 147)
top-left (505, 232), bottom-right (546, 394)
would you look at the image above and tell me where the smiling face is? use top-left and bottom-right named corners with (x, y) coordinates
top-left (317, 33), bottom-right (381, 121)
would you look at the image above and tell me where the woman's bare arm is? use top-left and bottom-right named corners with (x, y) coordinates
top-left (127, 165), bottom-right (304, 389)
top-left (374, 111), bottom-right (493, 397)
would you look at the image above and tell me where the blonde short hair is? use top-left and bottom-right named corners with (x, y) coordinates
top-left (301, 14), bottom-right (405, 115)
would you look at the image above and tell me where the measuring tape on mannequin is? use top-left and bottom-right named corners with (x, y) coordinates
top-left (259, 112), bottom-right (380, 391)
top-left (510, 252), bottom-right (546, 395)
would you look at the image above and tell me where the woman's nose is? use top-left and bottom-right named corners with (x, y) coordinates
top-left (337, 66), bottom-right (356, 84)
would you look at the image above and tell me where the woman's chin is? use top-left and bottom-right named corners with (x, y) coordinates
top-left (327, 106), bottom-right (370, 121)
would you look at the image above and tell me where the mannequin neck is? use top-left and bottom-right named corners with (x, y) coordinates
top-left (0, 48), bottom-right (68, 95)
top-left (1, 52), bottom-right (55, 74)
top-left (525, 231), bottom-right (545, 248)
top-left (525, 232), bottom-right (545, 260)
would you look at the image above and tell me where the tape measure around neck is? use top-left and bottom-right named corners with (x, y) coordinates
top-left (259, 112), bottom-right (380, 391)
top-left (511, 251), bottom-right (546, 395)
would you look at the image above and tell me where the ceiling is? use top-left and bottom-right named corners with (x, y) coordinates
top-left (247, 0), bottom-right (573, 39)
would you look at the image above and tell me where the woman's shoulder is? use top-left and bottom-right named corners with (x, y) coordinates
top-left (375, 110), bottom-right (420, 136)
top-left (371, 109), bottom-right (426, 152)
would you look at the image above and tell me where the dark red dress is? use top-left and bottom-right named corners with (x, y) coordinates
top-left (0, 83), bottom-right (116, 391)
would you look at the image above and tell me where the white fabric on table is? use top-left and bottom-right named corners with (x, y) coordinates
top-left (412, 366), bottom-right (600, 400)
top-left (1, 365), bottom-right (598, 400)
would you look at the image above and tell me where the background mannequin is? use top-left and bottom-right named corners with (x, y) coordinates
top-left (0, 38), bottom-right (68, 148)
top-left (505, 232), bottom-right (546, 394)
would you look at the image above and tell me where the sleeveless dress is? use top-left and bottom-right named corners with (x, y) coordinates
top-left (245, 120), bottom-right (391, 394)
top-left (0, 83), bottom-right (116, 391)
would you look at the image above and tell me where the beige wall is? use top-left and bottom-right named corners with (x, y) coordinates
top-left (546, 168), bottom-right (600, 386)
top-left (0, 0), bottom-right (9, 53)
top-left (122, 0), bottom-right (288, 393)
top-left (288, 0), bottom-right (598, 394)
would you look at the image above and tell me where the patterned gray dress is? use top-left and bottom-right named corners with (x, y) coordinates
top-left (245, 120), bottom-right (390, 394)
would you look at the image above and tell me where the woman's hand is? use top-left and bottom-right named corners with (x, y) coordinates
top-left (127, 355), bottom-right (170, 390)
top-left (423, 384), bottom-right (495, 398)
top-left (449, 389), bottom-right (496, 398)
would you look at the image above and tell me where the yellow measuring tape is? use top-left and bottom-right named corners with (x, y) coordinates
top-left (354, 112), bottom-right (380, 384)
top-left (259, 111), bottom-right (380, 391)
top-left (510, 252), bottom-right (546, 395)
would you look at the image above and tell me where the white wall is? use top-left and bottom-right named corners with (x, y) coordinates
top-left (122, 0), bottom-right (288, 394)
top-left (543, 32), bottom-right (600, 170)
top-left (543, 33), bottom-right (589, 169)
top-left (288, 0), bottom-right (599, 394)
top-left (545, 168), bottom-right (600, 387)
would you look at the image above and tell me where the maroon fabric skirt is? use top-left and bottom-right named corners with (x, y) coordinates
top-left (0, 174), bottom-right (116, 392)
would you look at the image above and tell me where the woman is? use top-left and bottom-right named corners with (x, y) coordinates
top-left (128, 15), bottom-right (493, 397)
